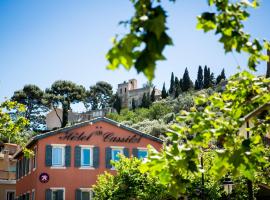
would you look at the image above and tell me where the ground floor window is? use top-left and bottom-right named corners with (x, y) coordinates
top-left (46, 188), bottom-right (64, 200)
top-left (76, 189), bottom-right (93, 200)
top-left (6, 191), bottom-right (15, 200)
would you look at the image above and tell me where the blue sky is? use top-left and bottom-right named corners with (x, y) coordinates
top-left (0, 0), bottom-right (269, 111)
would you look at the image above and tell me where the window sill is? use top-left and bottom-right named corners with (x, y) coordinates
top-left (79, 167), bottom-right (95, 170)
top-left (50, 166), bottom-right (66, 169)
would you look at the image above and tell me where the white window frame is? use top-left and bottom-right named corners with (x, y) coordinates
top-left (80, 188), bottom-right (94, 200)
top-left (5, 190), bottom-right (15, 200)
top-left (51, 144), bottom-right (66, 168)
top-left (33, 146), bottom-right (37, 171)
top-left (51, 187), bottom-right (65, 200)
top-left (137, 148), bottom-right (148, 159)
top-left (80, 145), bottom-right (94, 169)
top-left (31, 189), bottom-right (35, 200)
top-left (111, 146), bottom-right (124, 162)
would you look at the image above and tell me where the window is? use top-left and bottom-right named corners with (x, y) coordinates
top-left (111, 148), bottom-right (123, 162)
top-left (6, 191), bottom-right (15, 200)
top-left (33, 147), bottom-right (37, 169)
top-left (32, 190), bottom-right (35, 200)
top-left (138, 149), bottom-right (148, 159)
top-left (81, 147), bottom-right (93, 167)
top-left (52, 146), bottom-right (64, 167)
top-left (79, 189), bottom-right (94, 200)
top-left (51, 189), bottom-right (64, 200)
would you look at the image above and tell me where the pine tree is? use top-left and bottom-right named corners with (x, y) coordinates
top-left (195, 66), bottom-right (203, 90)
top-left (216, 68), bottom-right (226, 84)
top-left (182, 68), bottom-right (192, 92)
top-left (161, 83), bottom-right (168, 99)
top-left (168, 72), bottom-right (175, 95)
top-left (150, 87), bottom-right (156, 102)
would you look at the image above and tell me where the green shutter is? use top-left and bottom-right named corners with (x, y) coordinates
top-left (105, 147), bottom-right (112, 169)
top-left (75, 189), bottom-right (82, 200)
top-left (132, 148), bottom-right (138, 158)
top-left (26, 158), bottom-right (29, 174)
top-left (124, 148), bottom-right (129, 157)
top-left (74, 146), bottom-right (81, 167)
top-left (58, 190), bottom-right (64, 200)
top-left (65, 145), bottom-right (71, 167)
top-left (45, 145), bottom-right (52, 167)
top-left (22, 157), bottom-right (25, 176)
top-left (26, 193), bottom-right (30, 200)
top-left (18, 159), bottom-right (21, 178)
top-left (45, 189), bottom-right (52, 200)
top-left (93, 147), bottom-right (99, 168)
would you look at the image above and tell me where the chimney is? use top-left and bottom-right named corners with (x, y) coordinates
top-left (266, 50), bottom-right (270, 78)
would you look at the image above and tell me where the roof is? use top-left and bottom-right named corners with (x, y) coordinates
top-left (14, 117), bottom-right (163, 158)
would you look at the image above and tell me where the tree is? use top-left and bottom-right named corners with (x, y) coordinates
top-left (106, 0), bottom-right (269, 80)
top-left (168, 72), bottom-right (175, 96)
top-left (132, 98), bottom-right (136, 110)
top-left (143, 71), bottom-right (270, 198)
top-left (93, 156), bottom-right (174, 200)
top-left (203, 65), bottom-right (211, 88)
top-left (85, 81), bottom-right (113, 111)
top-left (161, 82), bottom-right (168, 99)
top-left (11, 84), bottom-right (47, 130)
top-left (216, 68), bottom-right (226, 85)
top-left (195, 66), bottom-right (204, 90)
top-left (182, 68), bottom-right (192, 92)
top-left (112, 94), bottom-right (122, 114)
top-left (174, 77), bottom-right (181, 98)
top-left (150, 87), bottom-right (156, 102)
top-left (267, 50), bottom-right (270, 78)
top-left (45, 80), bottom-right (86, 128)
top-left (141, 93), bottom-right (151, 108)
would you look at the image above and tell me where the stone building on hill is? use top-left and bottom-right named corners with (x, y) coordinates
top-left (117, 79), bottom-right (161, 109)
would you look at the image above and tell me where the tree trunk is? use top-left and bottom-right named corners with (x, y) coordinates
top-left (266, 50), bottom-right (270, 78)
top-left (62, 103), bottom-right (69, 128)
top-left (247, 179), bottom-right (254, 200)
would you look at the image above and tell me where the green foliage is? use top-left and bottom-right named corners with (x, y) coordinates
top-left (195, 66), bottom-right (204, 90)
top-left (84, 81), bottom-right (113, 110)
top-left (45, 80), bottom-right (86, 127)
top-left (141, 93), bottom-right (151, 108)
top-left (169, 72), bottom-right (175, 95)
top-left (150, 87), bottom-right (156, 102)
top-left (216, 68), bottom-right (226, 85)
top-left (93, 156), bottom-right (174, 200)
top-left (197, 0), bottom-right (269, 70)
top-left (112, 94), bottom-right (122, 114)
top-left (0, 100), bottom-right (32, 156)
top-left (106, 0), bottom-right (172, 80)
top-left (11, 84), bottom-right (48, 130)
top-left (142, 71), bottom-right (270, 197)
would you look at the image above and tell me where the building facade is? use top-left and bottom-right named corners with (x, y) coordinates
top-left (0, 143), bottom-right (18, 200)
top-left (14, 117), bottom-right (162, 200)
top-left (117, 79), bottom-right (161, 109)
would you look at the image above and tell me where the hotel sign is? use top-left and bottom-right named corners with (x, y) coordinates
top-left (59, 130), bottom-right (142, 143)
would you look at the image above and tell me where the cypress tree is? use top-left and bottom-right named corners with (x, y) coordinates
top-left (150, 87), bottom-right (156, 102)
top-left (113, 94), bottom-right (122, 114)
top-left (216, 68), bottom-right (226, 84)
top-left (161, 83), bottom-right (168, 99)
top-left (210, 72), bottom-right (215, 86)
top-left (182, 68), bottom-right (192, 92)
top-left (131, 98), bottom-right (136, 110)
top-left (195, 66), bottom-right (203, 90)
top-left (169, 72), bottom-right (175, 95)
top-left (174, 77), bottom-right (181, 98)
top-left (203, 65), bottom-right (211, 88)
top-left (179, 78), bottom-right (183, 91)
top-left (141, 93), bottom-right (151, 108)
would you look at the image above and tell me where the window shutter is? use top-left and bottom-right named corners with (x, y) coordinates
top-left (75, 189), bottom-right (82, 200)
top-left (105, 147), bottom-right (112, 169)
top-left (65, 145), bottom-right (71, 167)
top-left (93, 147), bottom-right (99, 168)
top-left (132, 148), bottom-right (138, 158)
top-left (45, 145), bottom-right (52, 167)
top-left (26, 193), bottom-right (30, 200)
top-left (74, 146), bottom-right (81, 167)
top-left (123, 148), bottom-right (129, 157)
top-left (26, 158), bottom-right (29, 174)
top-left (18, 159), bottom-right (21, 178)
top-left (57, 190), bottom-right (64, 200)
top-left (45, 189), bottom-right (52, 200)
top-left (22, 157), bottom-right (25, 176)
